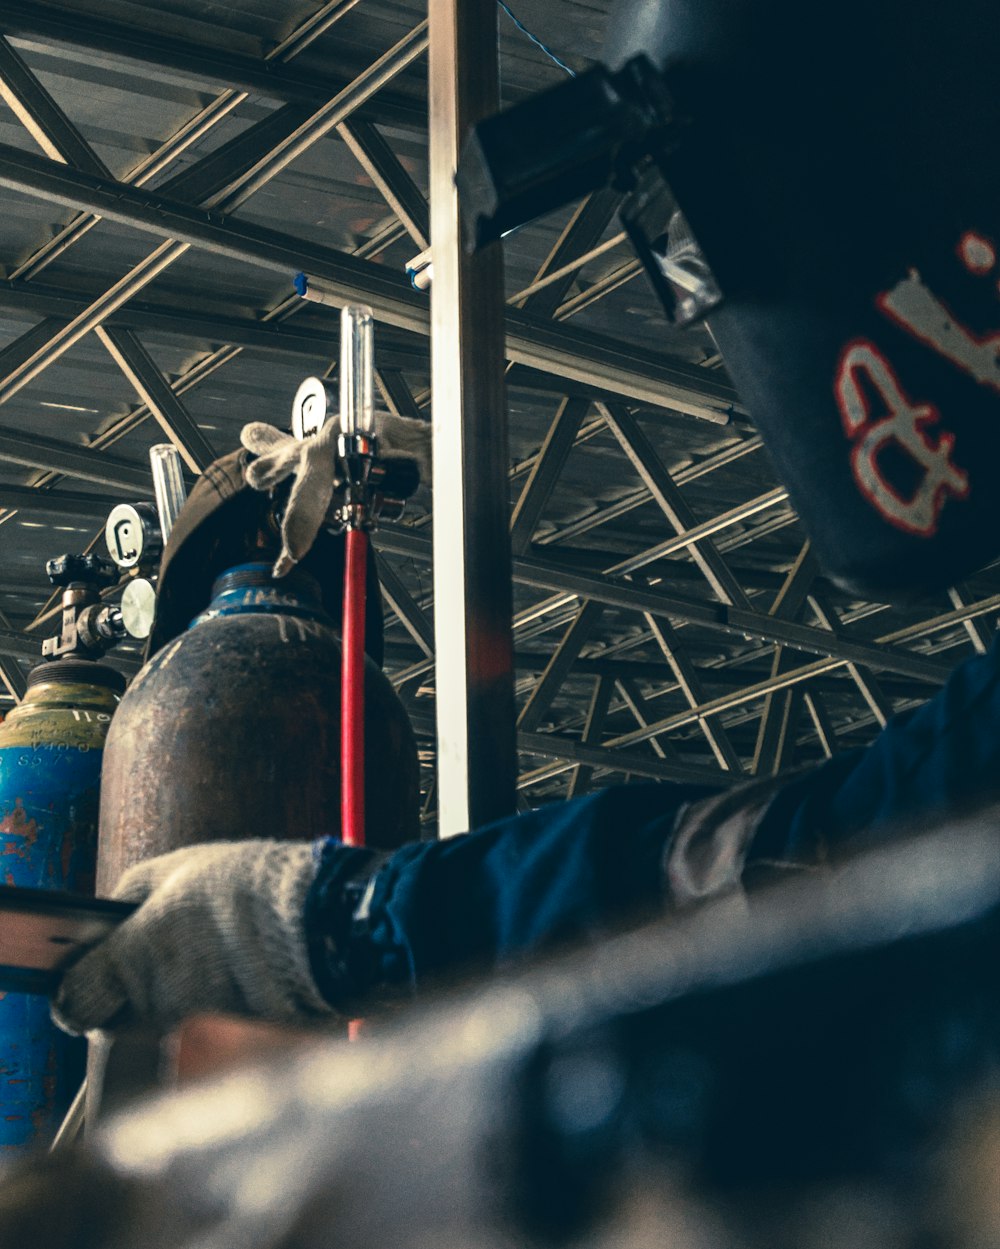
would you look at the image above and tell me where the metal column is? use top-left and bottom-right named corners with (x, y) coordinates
top-left (428, 0), bottom-right (516, 834)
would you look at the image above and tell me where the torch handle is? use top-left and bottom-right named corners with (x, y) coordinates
top-left (341, 527), bottom-right (368, 848)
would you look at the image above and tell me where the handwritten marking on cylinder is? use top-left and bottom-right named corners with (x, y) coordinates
top-left (835, 340), bottom-right (969, 535)
top-left (156, 638), bottom-right (184, 673)
top-left (958, 231), bottom-right (997, 275)
top-left (878, 267), bottom-right (1000, 394)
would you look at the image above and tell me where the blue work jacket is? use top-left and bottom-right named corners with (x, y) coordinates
top-left (307, 633), bottom-right (1000, 1005)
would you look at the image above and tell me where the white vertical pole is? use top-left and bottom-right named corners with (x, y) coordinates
top-left (428, 0), bottom-right (517, 835)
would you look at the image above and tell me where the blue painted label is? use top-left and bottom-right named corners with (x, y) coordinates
top-left (0, 745), bottom-right (101, 1151)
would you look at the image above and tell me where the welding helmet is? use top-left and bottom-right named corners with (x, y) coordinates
top-left (603, 0), bottom-right (1000, 597)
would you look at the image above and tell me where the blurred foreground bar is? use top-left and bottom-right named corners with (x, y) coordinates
top-left (1, 813), bottom-right (998, 1248)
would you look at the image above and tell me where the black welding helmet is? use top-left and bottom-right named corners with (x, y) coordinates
top-left (147, 448), bottom-right (384, 664)
top-left (603, 0), bottom-right (1000, 597)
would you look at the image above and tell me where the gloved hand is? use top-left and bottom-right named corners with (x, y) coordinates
top-left (52, 840), bottom-right (335, 1035)
top-left (241, 410), bottom-right (432, 577)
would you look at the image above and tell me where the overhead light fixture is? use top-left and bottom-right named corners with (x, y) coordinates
top-left (38, 402), bottom-right (100, 414)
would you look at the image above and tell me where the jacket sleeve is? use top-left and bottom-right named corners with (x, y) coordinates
top-left (306, 636), bottom-right (1000, 1007)
top-left (752, 633), bottom-right (1000, 866)
top-left (305, 781), bottom-right (717, 1005)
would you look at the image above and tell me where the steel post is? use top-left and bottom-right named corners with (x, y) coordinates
top-left (428, 0), bottom-right (516, 833)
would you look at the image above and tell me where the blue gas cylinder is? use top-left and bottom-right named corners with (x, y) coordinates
top-left (0, 658), bottom-right (124, 1154)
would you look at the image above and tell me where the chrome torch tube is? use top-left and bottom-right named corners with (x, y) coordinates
top-left (149, 445), bottom-right (187, 544)
top-left (339, 305), bottom-right (375, 437)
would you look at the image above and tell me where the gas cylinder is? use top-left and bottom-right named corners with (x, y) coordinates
top-left (0, 659), bottom-right (124, 1154)
top-left (97, 561), bottom-right (420, 893)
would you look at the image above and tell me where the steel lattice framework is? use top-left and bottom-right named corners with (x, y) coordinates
top-left (0, 0), bottom-right (994, 830)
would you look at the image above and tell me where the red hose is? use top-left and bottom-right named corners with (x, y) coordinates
top-left (341, 526), bottom-right (368, 848)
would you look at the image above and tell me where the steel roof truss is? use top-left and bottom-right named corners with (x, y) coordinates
top-left (510, 396), bottom-right (590, 556)
top-left (566, 673), bottom-right (614, 798)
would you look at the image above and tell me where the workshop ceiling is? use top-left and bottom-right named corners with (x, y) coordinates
top-left (0, 0), bottom-right (995, 827)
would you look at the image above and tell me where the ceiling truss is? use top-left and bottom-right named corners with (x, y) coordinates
top-left (0, 0), bottom-right (994, 828)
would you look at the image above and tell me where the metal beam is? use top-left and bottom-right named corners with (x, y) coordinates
top-left (9, 95), bottom-right (247, 281)
top-left (268, 0), bottom-right (364, 61)
top-left (645, 613), bottom-right (745, 773)
top-left (95, 328), bottom-right (216, 473)
top-left (809, 593), bottom-right (893, 728)
top-left (378, 525), bottom-right (954, 686)
top-left (567, 674), bottom-right (614, 798)
top-left (601, 401), bottom-right (750, 607)
top-left (377, 558), bottom-right (435, 658)
top-left (10, 0), bottom-right (350, 283)
top-left (615, 677), bottom-right (673, 760)
top-left (0, 34), bottom-right (108, 174)
top-left (11, 215), bottom-right (411, 501)
top-left (0, 140), bottom-right (740, 418)
top-left (0, 315), bottom-right (65, 373)
top-left (375, 367), bottom-right (426, 421)
top-left (0, 426), bottom-right (153, 492)
top-left (0, 606), bottom-right (27, 701)
top-left (948, 584), bottom-right (993, 655)
top-left (0, 35), bottom-right (219, 480)
top-left (751, 544), bottom-right (817, 776)
top-left (0, 280), bottom-right (425, 363)
top-left (803, 690), bottom-right (838, 758)
top-left (428, 0), bottom-right (516, 832)
top-left (217, 23), bottom-right (429, 209)
top-left (508, 556), bottom-right (951, 686)
top-left (517, 601), bottom-right (604, 732)
top-left (515, 187), bottom-right (621, 319)
top-left (0, 0), bottom-right (425, 126)
top-left (385, 638), bottom-right (877, 690)
top-left (509, 397), bottom-right (589, 556)
top-left (509, 233), bottom-right (627, 306)
top-left (555, 257), bottom-right (643, 320)
top-left (337, 118), bottom-right (430, 251)
top-left (531, 484), bottom-right (790, 596)
top-left (517, 730), bottom-right (733, 788)
top-left (0, 483), bottom-right (121, 515)
top-left (155, 103), bottom-right (311, 207)
top-left (0, 24), bottom-right (429, 406)
top-left (535, 435), bottom-right (765, 547)
top-left (0, 660), bottom-right (26, 700)
top-left (0, 623), bottom-right (43, 662)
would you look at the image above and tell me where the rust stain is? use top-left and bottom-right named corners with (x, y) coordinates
top-left (0, 800), bottom-right (38, 849)
top-left (30, 1046), bottom-right (58, 1135)
top-left (60, 826), bottom-right (74, 883)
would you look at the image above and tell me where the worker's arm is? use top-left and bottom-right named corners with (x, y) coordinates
top-left (52, 633), bottom-right (1000, 1035)
top-left (52, 781), bottom-right (714, 1034)
top-left (306, 781), bottom-right (720, 1011)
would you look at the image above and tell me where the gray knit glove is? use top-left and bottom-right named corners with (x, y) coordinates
top-left (241, 411), bottom-right (431, 577)
top-left (51, 841), bottom-right (333, 1035)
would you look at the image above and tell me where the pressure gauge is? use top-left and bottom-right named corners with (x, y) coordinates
top-left (120, 578), bottom-right (157, 640)
top-left (104, 503), bottom-right (161, 571)
top-left (291, 376), bottom-right (336, 440)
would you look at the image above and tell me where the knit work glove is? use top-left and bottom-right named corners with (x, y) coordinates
top-left (51, 840), bottom-right (334, 1035)
top-left (241, 411), bottom-right (431, 577)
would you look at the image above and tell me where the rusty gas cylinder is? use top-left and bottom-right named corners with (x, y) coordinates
top-left (0, 659), bottom-right (124, 1153)
top-left (97, 562), bottom-right (419, 894)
